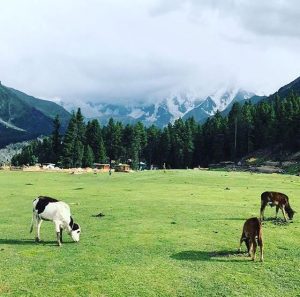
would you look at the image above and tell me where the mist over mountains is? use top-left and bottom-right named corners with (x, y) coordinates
top-left (62, 88), bottom-right (257, 127)
top-left (1, 75), bottom-right (300, 148)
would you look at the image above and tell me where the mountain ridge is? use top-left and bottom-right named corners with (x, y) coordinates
top-left (0, 82), bottom-right (71, 147)
top-left (76, 88), bottom-right (256, 126)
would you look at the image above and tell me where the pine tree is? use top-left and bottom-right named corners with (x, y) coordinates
top-left (85, 119), bottom-right (107, 163)
top-left (51, 115), bottom-right (62, 163)
top-left (61, 109), bottom-right (86, 168)
top-left (133, 122), bottom-right (147, 169)
top-left (82, 145), bottom-right (94, 167)
top-left (228, 102), bottom-right (241, 159)
top-left (183, 120), bottom-right (194, 168)
top-left (104, 118), bottom-right (123, 164)
top-left (158, 127), bottom-right (170, 168)
top-left (144, 125), bottom-right (160, 168)
top-left (61, 112), bottom-right (77, 168)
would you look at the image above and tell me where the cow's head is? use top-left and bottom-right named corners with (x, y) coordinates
top-left (70, 223), bottom-right (81, 242)
top-left (286, 207), bottom-right (295, 220)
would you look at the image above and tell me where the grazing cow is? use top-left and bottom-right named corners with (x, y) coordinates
top-left (30, 196), bottom-right (81, 246)
top-left (260, 191), bottom-right (295, 222)
top-left (239, 217), bottom-right (263, 261)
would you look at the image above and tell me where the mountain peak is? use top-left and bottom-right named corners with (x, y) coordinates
top-left (69, 87), bottom-right (255, 127)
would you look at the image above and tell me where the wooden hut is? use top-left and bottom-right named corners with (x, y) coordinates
top-left (93, 163), bottom-right (110, 172)
top-left (115, 164), bottom-right (130, 172)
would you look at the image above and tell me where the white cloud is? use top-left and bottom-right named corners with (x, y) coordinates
top-left (0, 0), bottom-right (299, 105)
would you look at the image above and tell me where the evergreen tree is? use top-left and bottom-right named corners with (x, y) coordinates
top-left (104, 118), bottom-right (123, 164)
top-left (61, 108), bottom-right (86, 168)
top-left (61, 112), bottom-right (77, 168)
top-left (51, 115), bottom-right (62, 163)
top-left (144, 125), bottom-right (160, 167)
top-left (157, 127), bottom-right (170, 168)
top-left (11, 144), bottom-right (38, 166)
top-left (228, 103), bottom-right (241, 159)
top-left (85, 119), bottom-right (107, 163)
top-left (133, 122), bottom-right (147, 169)
top-left (82, 145), bottom-right (94, 167)
top-left (183, 120), bottom-right (194, 168)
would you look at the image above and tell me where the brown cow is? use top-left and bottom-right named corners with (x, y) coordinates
top-left (239, 217), bottom-right (263, 261)
top-left (260, 191), bottom-right (295, 222)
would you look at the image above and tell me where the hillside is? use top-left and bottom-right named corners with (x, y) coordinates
top-left (268, 76), bottom-right (300, 101)
top-left (0, 82), bottom-right (70, 147)
top-left (9, 88), bottom-right (70, 128)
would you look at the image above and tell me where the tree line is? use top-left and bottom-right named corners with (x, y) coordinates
top-left (11, 92), bottom-right (300, 169)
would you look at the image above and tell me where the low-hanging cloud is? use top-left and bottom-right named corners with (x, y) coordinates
top-left (0, 0), bottom-right (299, 105)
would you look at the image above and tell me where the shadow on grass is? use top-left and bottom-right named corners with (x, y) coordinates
top-left (204, 218), bottom-right (246, 221)
top-left (262, 217), bottom-right (290, 226)
top-left (0, 239), bottom-right (36, 245)
top-left (170, 250), bottom-right (250, 262)
top-left (0, 239), bottom-right (73, 246)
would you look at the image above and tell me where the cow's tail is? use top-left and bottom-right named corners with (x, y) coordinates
top-left (257, 220), bottom-right (263, 246)
top-left (29, 211), bottom-right (34, 233)
top-left (30, 198), bottom-right (38, 233)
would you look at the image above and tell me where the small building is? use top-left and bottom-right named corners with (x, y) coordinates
top-left (115, 164), bottom-right (130, 172)
top-left (93, 163), bottom-right (110, 171)
top-left (42, 163), bottom-right (56, 169)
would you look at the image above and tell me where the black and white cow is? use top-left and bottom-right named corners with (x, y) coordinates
top-left (30, 196), bottom-right (81, 246)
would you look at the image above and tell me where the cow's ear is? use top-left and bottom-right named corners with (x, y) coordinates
top-left (72, 223), bottom-right (79, 231)
top-left (69, 216), bottom-right (74, 228)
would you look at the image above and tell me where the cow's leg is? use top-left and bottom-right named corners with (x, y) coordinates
top-left (245, 238), bottom-right (250, 254)
top-left (54, 221), bottom-right (62, 246)
top-left (258, 238), bottom-right (264, 262)
top-left (248, 240), bottom-right (253, 258)
top-left (60, 227), bottom-right (63, 243)
top-left (275, 205), bottom-right (279, 219)
top-left (35, 217), bottom-right (42, 242)
top-left (251, 240), bottom-right (257, 261)
top-left (260, 202), bottom-right (267, 220)
top-left (281, 206), bottom-right (288, 222)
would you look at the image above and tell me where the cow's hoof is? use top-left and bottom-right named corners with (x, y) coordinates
top-left (35, 237), bottom-right (41, 243)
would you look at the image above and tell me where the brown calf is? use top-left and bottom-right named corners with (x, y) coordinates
top-left (260, 191), bottom-right (295, 222)
top-left (239, 217), bottom-right (263, 261)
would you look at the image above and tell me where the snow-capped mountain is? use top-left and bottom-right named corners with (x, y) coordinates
top-left (183, 89), bottom-right (255, 123)
top-left (64, 88), bottom-right (256, 127)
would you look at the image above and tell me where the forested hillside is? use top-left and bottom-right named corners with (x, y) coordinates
top-left (0, 83), bottom-right (70, 147)
top-left (11, 88), bottom-right (300, 168)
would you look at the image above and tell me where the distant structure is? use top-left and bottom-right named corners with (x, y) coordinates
top-left (115, 164), bottom-right (130, 173)
top-left (93, 163), bottom-right (110, 172)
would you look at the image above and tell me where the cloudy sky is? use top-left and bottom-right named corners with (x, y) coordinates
top-left (0, 0), bottom-right (300, 105)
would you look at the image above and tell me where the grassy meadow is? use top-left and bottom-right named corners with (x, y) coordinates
top-left (0, 170), bottom-right (299, 297)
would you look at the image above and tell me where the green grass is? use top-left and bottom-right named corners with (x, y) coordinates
top-left (0, 170), bottom-right (299, 297)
